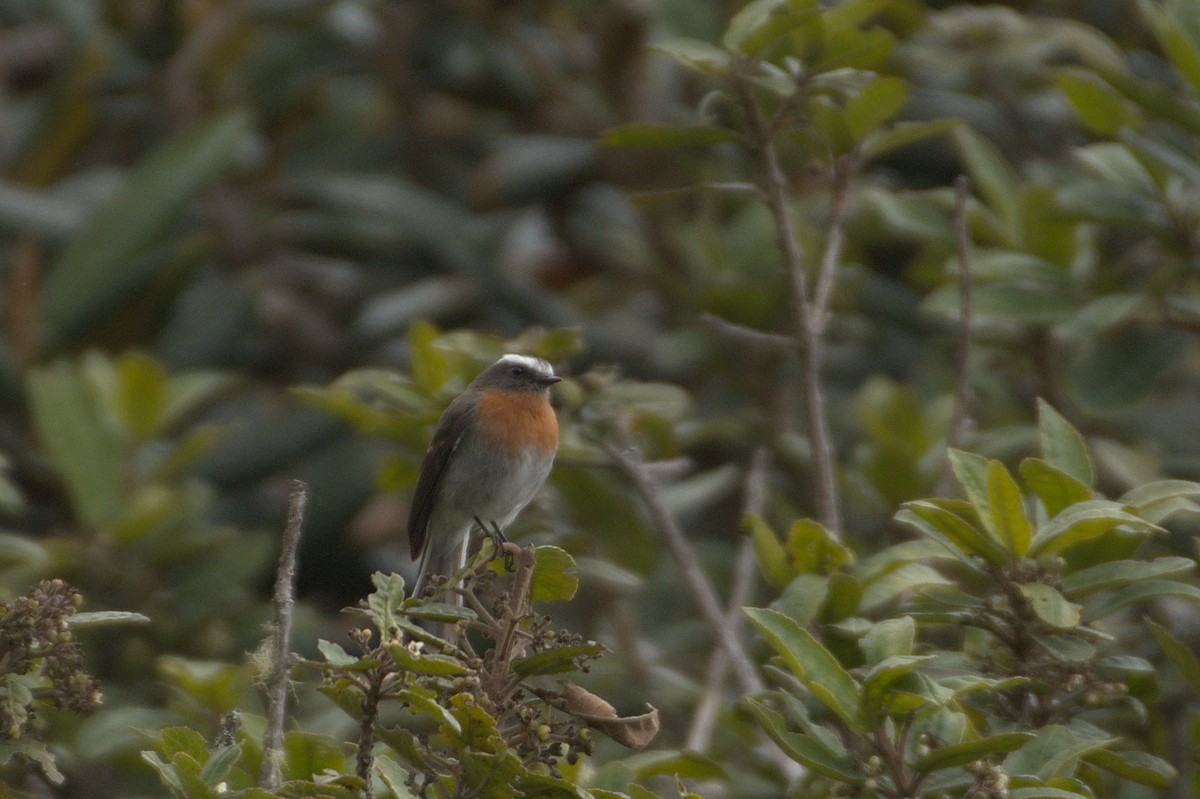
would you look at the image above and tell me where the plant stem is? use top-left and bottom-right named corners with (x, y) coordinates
top-left (732, 62), bottom-right (842, 538)
top-left (260, 480), bottom-right (308, 790)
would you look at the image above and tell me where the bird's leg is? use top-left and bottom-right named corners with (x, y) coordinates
top-left (474, 517), bottom-right (515, 571)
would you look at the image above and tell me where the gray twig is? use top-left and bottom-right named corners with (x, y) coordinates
top-left (940, 176), bottom-right (975, 493)
top-left (260, 480), bottom-right (308, 790)
top-left (687, 449), bottom-right (769, 751)
top-left (605, 423), bottom-right (764, 696)
top-left (732, 62), bottom-right (842, 539)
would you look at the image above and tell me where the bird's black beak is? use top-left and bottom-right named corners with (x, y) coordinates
top-left (540, 376), bottom-right (563, 386)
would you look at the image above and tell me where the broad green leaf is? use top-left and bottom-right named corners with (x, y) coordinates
top-left (368, 571), bottom-right (407, 633)
top-left (1006, 725), bottom-right (1115, 781)
top-left (601, 125), bottom-right (742, 149)
top-left (113, 352), bottom-right (168, 439)
top-left (1146, 618), bottom-right (1200, 694)
top-left (845, 77), bottom-right (909, 141)
top-left (948, 449), bottom-right (992, 527)
top-left (388, 644), bottom-right (470, 677)
top-left (924, 283), bottom-right (1074, 324)
top-left (915, 733), bottom-right (1034, 774)
top-left (1034, 634), bottom-right (1095, 662)
top-left (771, 573), bottom-right (829, 627)
top-left (1036, 399), bottom-right (1094, 486)
top-left (814, 25), bottom-right (895, 71)
top-left (1008, 789), bottom-right (1091, 799)
top-left (1056, 68), bottom-right (1138, 134)
top-left (785, 518), bottom-right (851, 575)
top-left (1141, 0), bottom-right (1200, 94)
top-left (743, 697), bottom-right (861, 782)
top-left (898, 502), bottom-right (1008, 566)
top-left (1085, 579), bottom-right (1200, 620)
top-left (511, 641), bottom-right (605, 677)
top-left (743, 513), bottom-right (793, 589)
top-left (1029, 500), bottom-right (1161, 557)
top-left (197, 744), bottom-right (241, 787)
top-left (862, 655), bottom-right (935, 707)
top-left (651, 39), bottom-right (733, 75)
top-left (744, 607), bottom-right (863, 730)
top-left (531, 545), bottom-right (579, 603)
top-left (621, 750), bottom-right (727, 780)
top-left (860, 562), bottom-right (950, 611)
top-left (316, 640), bottom-right (362, 668)
top-left (1097, 655), bottom-right (1160, 702)
top-left (1120, 479), bottom-right (1200, 513)
top-left (1082, 748), bottom-right (1176, 788)
top-left (1060, 556), bottom-right (1194, 597)
top-left (1018, 583), bottom-right (1081, 628)
top-left (860, 617), bottom-right (914, 665)
top-left (723, 0), bottom-right (819, 55)
top-left (955, 127), bottom-right (1023, 246)
top-left (987, 460), bottom-right (1033, 556)
top-left (1020, 459), bottom-right (1093, 517)
top-left (38, 112), bottom-right (250, 354)
top-left (26, 360), bottom-right (125, 528)
top-left (862, 119), bottom-right (958, 159)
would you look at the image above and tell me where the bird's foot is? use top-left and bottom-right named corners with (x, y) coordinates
top-left (474, 517), bottom-right (515, 571)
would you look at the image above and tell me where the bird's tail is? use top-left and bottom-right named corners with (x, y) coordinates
top-left (411, 533), bottom-right (470, 607)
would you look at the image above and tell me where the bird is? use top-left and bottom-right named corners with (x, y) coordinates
top-left (408, 353), bottom-right (561, 600)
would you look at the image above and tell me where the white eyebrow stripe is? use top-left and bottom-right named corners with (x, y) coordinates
top-left (498, 353), bottom-right (555, 376)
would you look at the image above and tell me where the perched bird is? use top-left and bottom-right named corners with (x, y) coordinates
top-left (408, 353), bottom-right (561, 598)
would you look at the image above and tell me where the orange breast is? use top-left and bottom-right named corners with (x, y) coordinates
top-left (477, 389), bottom-right (558, 456)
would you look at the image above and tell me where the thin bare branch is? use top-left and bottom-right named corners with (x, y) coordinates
top-left (605, 423), bottom-right (764, 696)
top-left (687, 449), bottom-right (770, 751)
top-left (812, 164), bottom-right (853, 334)
top-left (260, 480), bottom-right (308, 790)
top-left (940, 176), bottom-right (975, 493)
top-left (700, 313), bottom-right (799, 351)
top-left (732, 61), bottom-right (842, 538)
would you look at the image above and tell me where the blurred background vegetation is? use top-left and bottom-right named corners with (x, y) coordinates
top-left (5, 0), bottom-right (1200, 796)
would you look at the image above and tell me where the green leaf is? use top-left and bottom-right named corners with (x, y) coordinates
top-left (1120, 479), bottom-right (1200, 513)
top-left (368, 571), bottom-right (407, 633)
top-left (1006, 725), bottom-right (1115, 781)
top-left (987, 460), bottom-right (1033, 556)
top-left (1028, 499), bottom-right (1161, 557)
top-left (1036, 399), bottom-right (1093, 486)
top-left (743, 513), bottom-right (793, 590)
top-left (511, 641), bottom-right (605, 676)
top-left (388, 644), bottom-right (470, 677)
top-left (1082, 748), bottom-right (1176, 788)
top-left (141, 751), bottom-right (186, 797)
top-left (948, 449), bottom-right (992, 527)
top-left (531, 545), bottom-right (579, 603)
top-left (861, 119), bottom-right (958, 160)
top-left (67, 610), bottom-right (151, 627)
top-left (862, 655), bottom-right (935, 709)
top-left (0, 740), bottom-right (65, 786)
top-left (915, 733), bottom-right (1034, 774)
top-left (743, 697), bottom-right (861, 782)
top-left (1060, 556), bottom-right (1194, 597)
top-left (1056, 68), bottom-right (1138, 134)
top-left (1008, 789), bottom-right (1091, 799)
top-left (860, 617), bottom-right (914, 665)
top-left (770, 573), bottom-right (828, 627)
top-left (897, 502), bottom-right (1008, 566)
top-left (723, 0), bottom-right (819, 55)
top-left (113, 351), bottom-right (168, 439)
top-left (846, 77), bottom-right (909, 141)
top-left (651, 39), bottom-right (733, 76)
top-left (1085, 579), bottom-right (1200, 620)
top-left (1141, 0), bottom-right (1200, 94)
top-left (955, 127), bottom-right (1023, 247)
top-left (601, 125), bottom-right (741, 149)
top-left (1018, 584), bottom-right (1081, 629)
top-left (1020, 459), bottom-right (1093, 517)
top-left (621, 749), bottom-right (727, 781)
top-left (1147, 618), bottom-right (1200, 694)
top-left (198, 744), bottom-right (241, 787)
top-left (744, 607), bottom-right (863, 730)
top-left (316, 640), bottom-right (365, 669)
top-left (26, 360), bottom-right (125, 527)
top-left (785, 518), bottom-right (851, 575)
top-left (37, 112), bottom-right (250, 354)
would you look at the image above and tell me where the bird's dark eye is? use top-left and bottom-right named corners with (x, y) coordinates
top-left (510, 366), bottom-right (525, 377)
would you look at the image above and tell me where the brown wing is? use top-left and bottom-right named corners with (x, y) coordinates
top-left (407, 394), bottom-right (476, 560)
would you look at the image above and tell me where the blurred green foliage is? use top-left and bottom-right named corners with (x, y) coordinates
top-left (3, 0), bottom-right (1200, 797)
